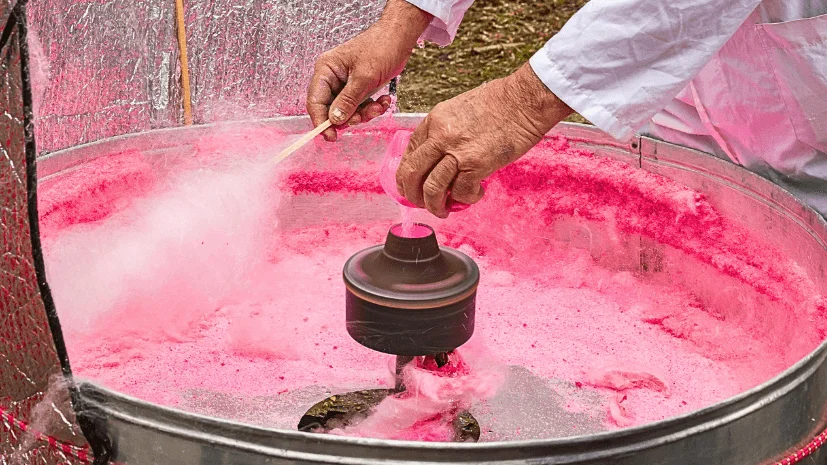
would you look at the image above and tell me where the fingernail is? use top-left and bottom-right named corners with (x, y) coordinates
top-left (331, 107), bottom-right (345, 123)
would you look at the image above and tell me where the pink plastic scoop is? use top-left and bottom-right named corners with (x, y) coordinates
top-left (380, 130), bottom-right (487, 212)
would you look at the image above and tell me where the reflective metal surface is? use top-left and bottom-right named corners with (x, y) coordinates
top-left (0, 5), bottom-right (90, 462)
top-left (25, 0), bottom-right (385, 154)
top-left (39, 116), bottom-right (827, 465)
top-left (0, 0), bottom-right (18, 33)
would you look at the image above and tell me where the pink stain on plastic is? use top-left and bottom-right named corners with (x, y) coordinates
top-left (380, 130), bottom-right (487, 213)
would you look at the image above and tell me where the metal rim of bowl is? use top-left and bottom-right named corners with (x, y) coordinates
top-left (42, 115), bottom-right (827, 463)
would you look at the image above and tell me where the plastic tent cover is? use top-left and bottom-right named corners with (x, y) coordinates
top-left (0, 0), bottom-right (384, 462)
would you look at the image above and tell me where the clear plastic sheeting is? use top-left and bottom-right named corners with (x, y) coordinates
top-left (0, 9), bottom-right (89, 463)
top-left (26, 0), bottom-right (386, 154)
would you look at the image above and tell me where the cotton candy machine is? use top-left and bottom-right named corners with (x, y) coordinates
top-left (299, 222), bottom-right (481, 440)
top-left (36, 115), bottom-right (827, 464)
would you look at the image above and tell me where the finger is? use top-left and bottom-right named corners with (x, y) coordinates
top-left (377, 94), bottom-right (392, 110)
top-left (397, 138), bottom-right (443, 209)
top-left (357, 100), bottom-right (389, 123)
top-left (450, 172), bottom-right (485, 205)
top-left (406, 117), bottom-right (429, 154)
top-left (307, 62), bottom-right (344, 142)
top-left (347, 98), bottom-right (380, 126)
top-left (321, 126), bottom-right (338, 141)
top-left (330, 75), bottom-right (375, 126)
top-left (396, 119), bottom-right (433, 207)
top-left (423, 155), bottom-right (460, 218)
top-left (394, 120), bottom-right (422, 190)
top-left (346, 112), bottom-right (362, 126)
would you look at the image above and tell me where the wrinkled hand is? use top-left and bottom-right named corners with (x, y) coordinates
top-left (306, 0), bottom-right (432, 141)
top-left (396, 63), bottom-right (573, 218)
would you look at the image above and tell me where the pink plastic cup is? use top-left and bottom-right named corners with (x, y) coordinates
top-left (380, 130), bottom-right (487, 212)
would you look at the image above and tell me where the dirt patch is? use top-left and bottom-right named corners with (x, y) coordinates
top-left (397, 0), bottom-right (590, 124)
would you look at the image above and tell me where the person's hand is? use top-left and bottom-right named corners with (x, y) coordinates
top-left (396, 63), bottom-right (573, 218)
top-left (306, 0), bottom-right (433, 141)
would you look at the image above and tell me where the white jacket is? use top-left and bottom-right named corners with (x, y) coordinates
top-left (405, 0), bottom-right (827, 216)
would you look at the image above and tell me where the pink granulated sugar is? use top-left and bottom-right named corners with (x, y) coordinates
top-left (38, 149), bottom-right (156, 244)
top-left (40, 127), bottom-right (827, 441)
top-left (398, 205), bottom-right (417, 237)
top-left (391, 220), bottom-right (431, 239)
top-left (285, 170), bottom-right (384, 196)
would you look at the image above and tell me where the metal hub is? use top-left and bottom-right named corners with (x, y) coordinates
top-left (297, 389), bottom-right (481, 442)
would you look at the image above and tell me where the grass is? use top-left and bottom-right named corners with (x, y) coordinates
top-left (397, 0), bottom-right (590, 124)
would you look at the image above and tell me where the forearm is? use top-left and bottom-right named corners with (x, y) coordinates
top-left (506, 63), bottom-right (573, 137)
top-left (374, 0), bottom-right (434, 48)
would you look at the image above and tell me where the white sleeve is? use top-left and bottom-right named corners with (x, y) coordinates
top-left (529, 0), bottom-right (762, 141)
top-left (404, 0), bottom-right (475, 46)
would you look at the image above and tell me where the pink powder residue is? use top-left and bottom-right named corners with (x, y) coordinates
top-left (284, 170), bottom-right (384, 196)
top-left (609, 394), bottom-right (635, 427)
top-left (38, 149), bottom-right (155, 243)
top-left (38, 126), bottom-right (827, 441)
top-left (586, 369), bottom-right (670, 396)
top-left (585, 368), bottom-right (670, 427)
top-left (399, 206), bottom-right (417, 237)
top-left (391, 217), bottom-right (430, 239)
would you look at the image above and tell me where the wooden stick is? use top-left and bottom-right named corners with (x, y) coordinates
top-left (269, 86), bottom-right (394, 165)
top-left (271, 120), bottom-right (332, 165)
top-left (174, 0), bottom-right (193, 125)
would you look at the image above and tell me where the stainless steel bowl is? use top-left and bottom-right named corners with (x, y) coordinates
top-left (39, 115), bottom-right (827, 465)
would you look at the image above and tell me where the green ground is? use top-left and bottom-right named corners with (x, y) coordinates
top-left (397, 0), bottom-right (590, 124)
